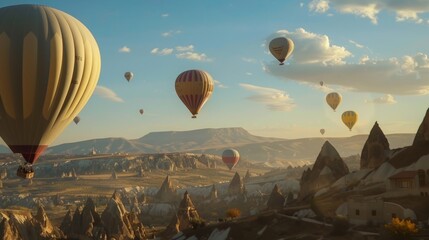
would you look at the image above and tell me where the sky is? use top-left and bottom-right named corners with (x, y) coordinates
top-left (1, 0), bottom-right (429, 145)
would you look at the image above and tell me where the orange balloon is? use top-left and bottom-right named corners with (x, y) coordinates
top-left (175, 70), bottom-right (214, 118)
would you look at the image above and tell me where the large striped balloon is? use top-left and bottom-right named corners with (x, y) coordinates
top-left (326, 92), bottom-right (342, 112)
top-left (222, 149), bottom-right (240, 170)
top-left (0, 5), bottom-right (101, 165)
top-left (175, 70), bottom-right (214, 118)
top-left (342, 111), bottom-right (358, 131)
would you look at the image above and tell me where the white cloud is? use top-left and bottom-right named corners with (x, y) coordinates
top-left (95, 86), bottom-right (124, 103)
top-left (161, 30), bottom-right (182, 37)
top-left (269, 28), bottom-right (351, 65)
top-left (308, 0), bottom-right (429, 24)
top-left (349, 40), bottom-right (364, 48)
top-left (245, 72), bottom-right (253, 76)
top-left (365, 94), bottom-right (397, 104)
top-left (242, 57), bottom-right (257, 63)
top-left (240, 83), bottom-right (296, 111)
top-left (176, 45), bottom-right (194, 52)
top-left (151, 48), bottom-right (173, 56)
top-left (118, 46), bottom-right (131, 53)
top-left (264, 52), bottom-right (429, 95)
top-left (214, 80), bottom-right (227, 88)
top-left (265, 29), bottom-right (429, 95)
top-left (176, 52), bottom-right (211, 62)
top-left (309, 0), bottom-right (330, 13)
top-left (161, 13), bottom-right (169, 17)
top-left (300, 2), bottom-right (304, 7)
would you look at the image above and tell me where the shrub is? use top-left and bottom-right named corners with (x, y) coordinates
top-left (189, 217), bottom-right (206, 229)
top-left (383, 217), bottom-right (418, 240)
top-left (226, 208), bottom-right (241, 219)
top-left (331, 216), bottom-right (350, 236)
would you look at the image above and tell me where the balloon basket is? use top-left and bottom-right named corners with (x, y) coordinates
top-left (16, 165), bottom-right (34, 179)
top-left (192, 116), bottom-right (197, 119)
top-left (279, 63), bottom-right (284, 66)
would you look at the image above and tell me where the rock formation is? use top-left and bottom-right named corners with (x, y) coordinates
top-left (0, 207), bottom-right (63, 240)
top-left (101, 191), bottom-right (146, 239)
top-left (163, 214), bottom-right (180, 237)
top-left (208, 184), bottom-right (218, 201)
top-left (389, 107), bottom-right (429, 168)
top-left (360, 121), bottom-right (390, 169)
top-left (413, 108), bottom-right (429, 146)
top-left (59, 210), bottom-right (73, 236)
top-left (228, 172), bottom-right (245, 196)
top-left (0, 179), bottom-right (3, 189)
top-left (267, 184), bottom-right (285, 210)
top-left (155, 175), bottom-right (177, 202)
top-left (243, 170), bottom-right (251, 182)
top-left (171, 191), bottom-right (200, 232)
top-left (299, 141), bottom-right (349, 200)
top-left (0, 168), bottom-right (7, 180)
top-left (111, 170), bottom-right (118, 180)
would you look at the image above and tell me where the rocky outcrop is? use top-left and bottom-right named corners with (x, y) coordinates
top-left (0, 179), bottom-right (3, 189)
top-left (0, 168), bottom-right (7, 180)
top-left (244, 170), bottom-right (251, 182)
top-left (389, 107), bottom-right (429, 168)
top-left (413, 108), bottom-right (429, 146)
top-left (0, 207), bottom-right (63, 240)
top-left (299, 141), bottom-right (349, 200)
top-left (228, 172), bottom-right (245, 196)
top-left (59, 210), bottom-right (73, 236)
top-left (163, 214), bottom-right (180, 237)
top-left (267, 184), bottom-right (285, 210)
top-left (111, 170), bottom-right (118, 180)
top-left (208, 184), bottom-right (218, 201)
top-left (101, 191), bottom-right (146, 239)
top-left (176, 191), bottom-right (200, 231)
top-left (360, 122), bottom-right (390, 169)
top-left (155, 175), bottom-right (177, 202)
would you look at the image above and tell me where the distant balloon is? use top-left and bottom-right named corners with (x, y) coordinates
top-left (342, 111), bottom-right (358, 131)
top-left (175, 69), bottom-right (214, 118)
top-left (222, 149), bottom-right (240, 170)
top-left (320, 129), bottom-right (325, 135)
top-left (124, 72), bottom-right (133, 82)
top-left (0, 5), bottom-right (101, 178)
top-left (269, 37), bottom-right (294, 65)
top-left (326, 92), bottom-right (342, 112)
top-left (139, 109), bottom-right (144, 115)
top-left (320, 81), bottom-right (324, 87)
top-left (74, 116), bottom-right (81, 125)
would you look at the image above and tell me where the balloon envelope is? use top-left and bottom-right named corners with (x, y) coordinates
top-left (175, 69), bottom-right (214, 118)
top-left (326, 92), bottom-right (342, 111)
top-left (269, 37), bottom-right (294, 65)
top-left (124, 72), bottom-right (133, 82)
top-left (139, 109), bottom-right (144, 115)
top-left (73, 116), bottom-right (81, 125)
top-left (0, 5), bottom-right (101, 164)
top-left (222, 149), bottom-right (240, 170)
top-left (342, 111), bottom-right (358, 131)
top-left (320, 129), bottom-right (325, 135)
top-left (320, 81), bottom-right (324, 86)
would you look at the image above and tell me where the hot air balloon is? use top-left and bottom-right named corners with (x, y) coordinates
top-left (0, 5), bottom-right (101, 179)
top-left (326, 92), bottom-right (342, 112)
top-left (74, 116), bottom-right (81, 125)
top-left (342, 111), bottom-right (358, 131)
top-left (269, 37), bottom-right (294, 65)
top-left (222, 149), bottom-right (240, 170)
top-left (139, 109), bottom-right (144, 115)
top-left (124, 72), bottom-right (133, 82)
top-left (175, 69), bottom-right (214, 118)
top-left (320, 81), bottom-right (324, 87)
top-left (320, 129), bottom-right (325, 135)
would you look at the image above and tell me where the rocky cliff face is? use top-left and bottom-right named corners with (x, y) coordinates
top-left (155, 175), bottom-right (177, 202)
top-left (299, 141), bottom-right (349, 200)
top-left (0, 207), bottom-right (63, 240)
top-left (100, 191), bottom-right (146, 239)
top-left (413, 108), bottom-right (429, 146)
top-left (208, 184), bottom-right (218, 201)
top-left (360, 122), bottom-right (390, 169)
top-left (267, 184), bottom-right (285, 210)
top-left (164, 191), bottom-right (200, 236)
top-left (228, 172), bottom-right (245, 196)
top-left (389, 107), bottom-right (429, 169)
